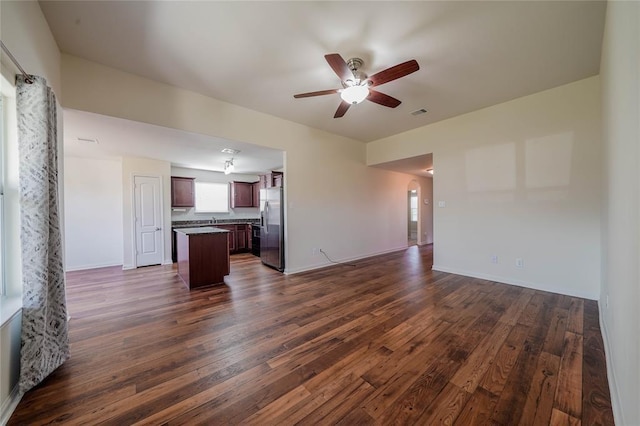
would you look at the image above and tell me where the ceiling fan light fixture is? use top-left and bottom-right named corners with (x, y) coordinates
top-left (224, 159), bottom-right (235, 175)
top-left (340, 85), bottom-right (369, 105)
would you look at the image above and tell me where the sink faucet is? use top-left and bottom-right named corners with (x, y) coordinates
top-left (211, 216), bottom-right (217, 224)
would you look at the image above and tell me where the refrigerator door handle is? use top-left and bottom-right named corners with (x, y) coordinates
top-left (264, 201), bottom-right (269, 234)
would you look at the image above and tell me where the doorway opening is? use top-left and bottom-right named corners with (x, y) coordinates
top-left (408, 188), bottom-right (418, 246)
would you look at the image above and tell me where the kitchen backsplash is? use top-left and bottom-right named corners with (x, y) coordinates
top-left (171, 207), bottom-right (260, 222)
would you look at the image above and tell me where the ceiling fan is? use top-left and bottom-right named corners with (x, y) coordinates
top-left (293, 53), bottom-right (419, 118)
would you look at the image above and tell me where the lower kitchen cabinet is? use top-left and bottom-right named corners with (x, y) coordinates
top-left (237, 226), bottom-right (247, 251)
top-left (215, 224), bottom-right (250, 254)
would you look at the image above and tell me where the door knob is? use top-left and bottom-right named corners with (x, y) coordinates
top-left (155, 227), bottom-right (162, 231)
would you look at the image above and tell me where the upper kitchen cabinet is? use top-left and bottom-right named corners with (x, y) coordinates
top-left (253, 182), bottom-right (260, 206)
top-left (259, 171), bottom-right (283, 189)
top-left (230, 181), bottom-right (254, 208)
top-left (171, 176), bottom-right (195, 207)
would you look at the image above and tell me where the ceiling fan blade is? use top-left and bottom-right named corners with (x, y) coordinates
top-left (367, 90), bottom-right (402, 108)
top-left (368, 59), bottom-right (419, 87)
top-left (334, 101), bottom-right (351, 118)
top-left (325, 53), bottom-right (352, 81)
top-left (293, 89), bottom-right (340, 99)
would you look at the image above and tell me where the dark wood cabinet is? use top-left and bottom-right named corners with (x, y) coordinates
top-left (259, 175), bottom-right (268, 189)
top-left (236, 226), bottom-right (247, 251)
top-left (171, 177), bottom-right (195, 207)
top-left (230, 181), bottom-right (254, 208)
top-left (273, 173), bottom-right (283, 188)
top-left (252, 182), bottom-right (260, 207)
top-left (175, 228), bottom-right (230, 289)
top-left (215, 224), bottom-right (249, 254)
top-left (259, 171), bottom-right (283, 189)
top-left (216, 225), bottom-right (236, 252)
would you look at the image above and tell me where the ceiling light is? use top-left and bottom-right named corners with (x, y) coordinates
top-left (221, 148), bottom-right (240, 155)
top-left (77, 137), bottom-right (98, 144)
top-left (224, 159), bottom-right (235, 175)
top-left (340, 85), bottom-right (369, 105)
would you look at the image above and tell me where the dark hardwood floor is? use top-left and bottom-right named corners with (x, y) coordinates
top-left (9, 245), bottom-right (614, 425)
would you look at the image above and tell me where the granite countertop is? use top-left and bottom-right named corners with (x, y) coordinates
top-left (172, 219), bottom-right (260, 229)
top-left (174, 226), bottom-right (230, 235)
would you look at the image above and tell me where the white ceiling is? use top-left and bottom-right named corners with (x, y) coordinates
top-left (40, 1), bottom-right (606, 173)
top-left (63, 109), bottom-right (283, 174)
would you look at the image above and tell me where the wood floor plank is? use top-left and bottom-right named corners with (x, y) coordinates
top-left (582, 300), bottom-right (615, 426)
top-left (554, 331), bottom-right (583, 419)
top-left (449, 321), bottom-right (513, 393)
top-left (566, 298), bottom-right (584, 335)
top-left (478, 322), bottom-right (530, 396)
top-left (417, 382), bottom-right (471, 424)
top-left (550, 408), bottom-right (582, 425)
top-left (518, 351), bottom-right (561, 426)
top-left (8, 247), bottom-right (614, 425)
top-left (454, 387), bottom-right (498, 425)
top-left (490, 292), bottom-right (559, 425)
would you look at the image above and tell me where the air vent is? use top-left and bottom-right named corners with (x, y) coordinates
top-left (221, 148), bottom-right (240, 155)
top-left (77, 137), bottom-right (98, 144)
top-left (411, 108), bottom-right (428, 116)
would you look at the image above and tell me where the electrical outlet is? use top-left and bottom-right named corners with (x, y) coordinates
top-left (491, 255), bottom-right (498, 264)
top-left (515, 258), bottom-right (524, 268)
top-left (312, 247), bottom-right (318, 255)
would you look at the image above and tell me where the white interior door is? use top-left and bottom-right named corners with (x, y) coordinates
top-left (134, 175), bottom-right (163, 267)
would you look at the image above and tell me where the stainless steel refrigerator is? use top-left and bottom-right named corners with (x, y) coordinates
top-left (260, 187), bottom-right (284, 271)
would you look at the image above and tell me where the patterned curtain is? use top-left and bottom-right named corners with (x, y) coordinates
top-left (16, 75), bottom-right (69, 393)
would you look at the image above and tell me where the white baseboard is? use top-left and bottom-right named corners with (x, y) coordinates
top-left (65, 261), bottom-right (123, 272)
top-left (285, 245), bottom-right (408, 275)
top-left (431, 264), bottom-right (598, 300)
top-left (598, 300), bottom-right (624, 425)
top-left (122, 264), bottom-right (135, 271)
top-left (162, 259), bottom-right (174, 266)
top-left (1, 385), bottom-right (23, 426)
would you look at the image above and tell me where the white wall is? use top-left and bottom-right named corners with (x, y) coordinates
top-left (599, 1), bottom-right (640, 424)
top-left (60, 55), bottom-right (422, 273)
top-left (64, 156), bottom-right (123, 271)
top-left (170, 167), bottom-right (260, 221)
top-left (122, 156), bottom-right (172, 269)
top-left (368, 76), bottom-right (602, 300)
top-left (0, 1), bottom-right (61, 422)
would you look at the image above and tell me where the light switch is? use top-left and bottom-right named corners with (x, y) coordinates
top-left (438, 201), bottom-right (446, 208)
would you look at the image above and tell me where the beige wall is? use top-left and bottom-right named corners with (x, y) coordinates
top-left (368, 76), bottom-right (602, 300)
top-left (0, 1), bottom-right (61, 94)
top-left (61, 54), bottom-right (422, 273)
top-left (64, 156), bottom-right (123, 271)
top-left (599, 1), bottom-right (640, 424)
top-left (0, 1), bottom-right (62, 422)
top-left (122, 156), bottom-right (172, 269)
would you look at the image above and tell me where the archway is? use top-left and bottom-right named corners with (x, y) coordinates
top-left (407, 180), bottom-right (420, 246)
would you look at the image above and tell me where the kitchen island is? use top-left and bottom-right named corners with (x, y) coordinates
top-left (174, 227), bottom-right (230, 289)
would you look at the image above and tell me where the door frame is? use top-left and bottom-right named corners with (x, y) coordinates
top-left (130, 173), bottom-right (165, 269)
top-left (407, 180), bottom-right (421, 246)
